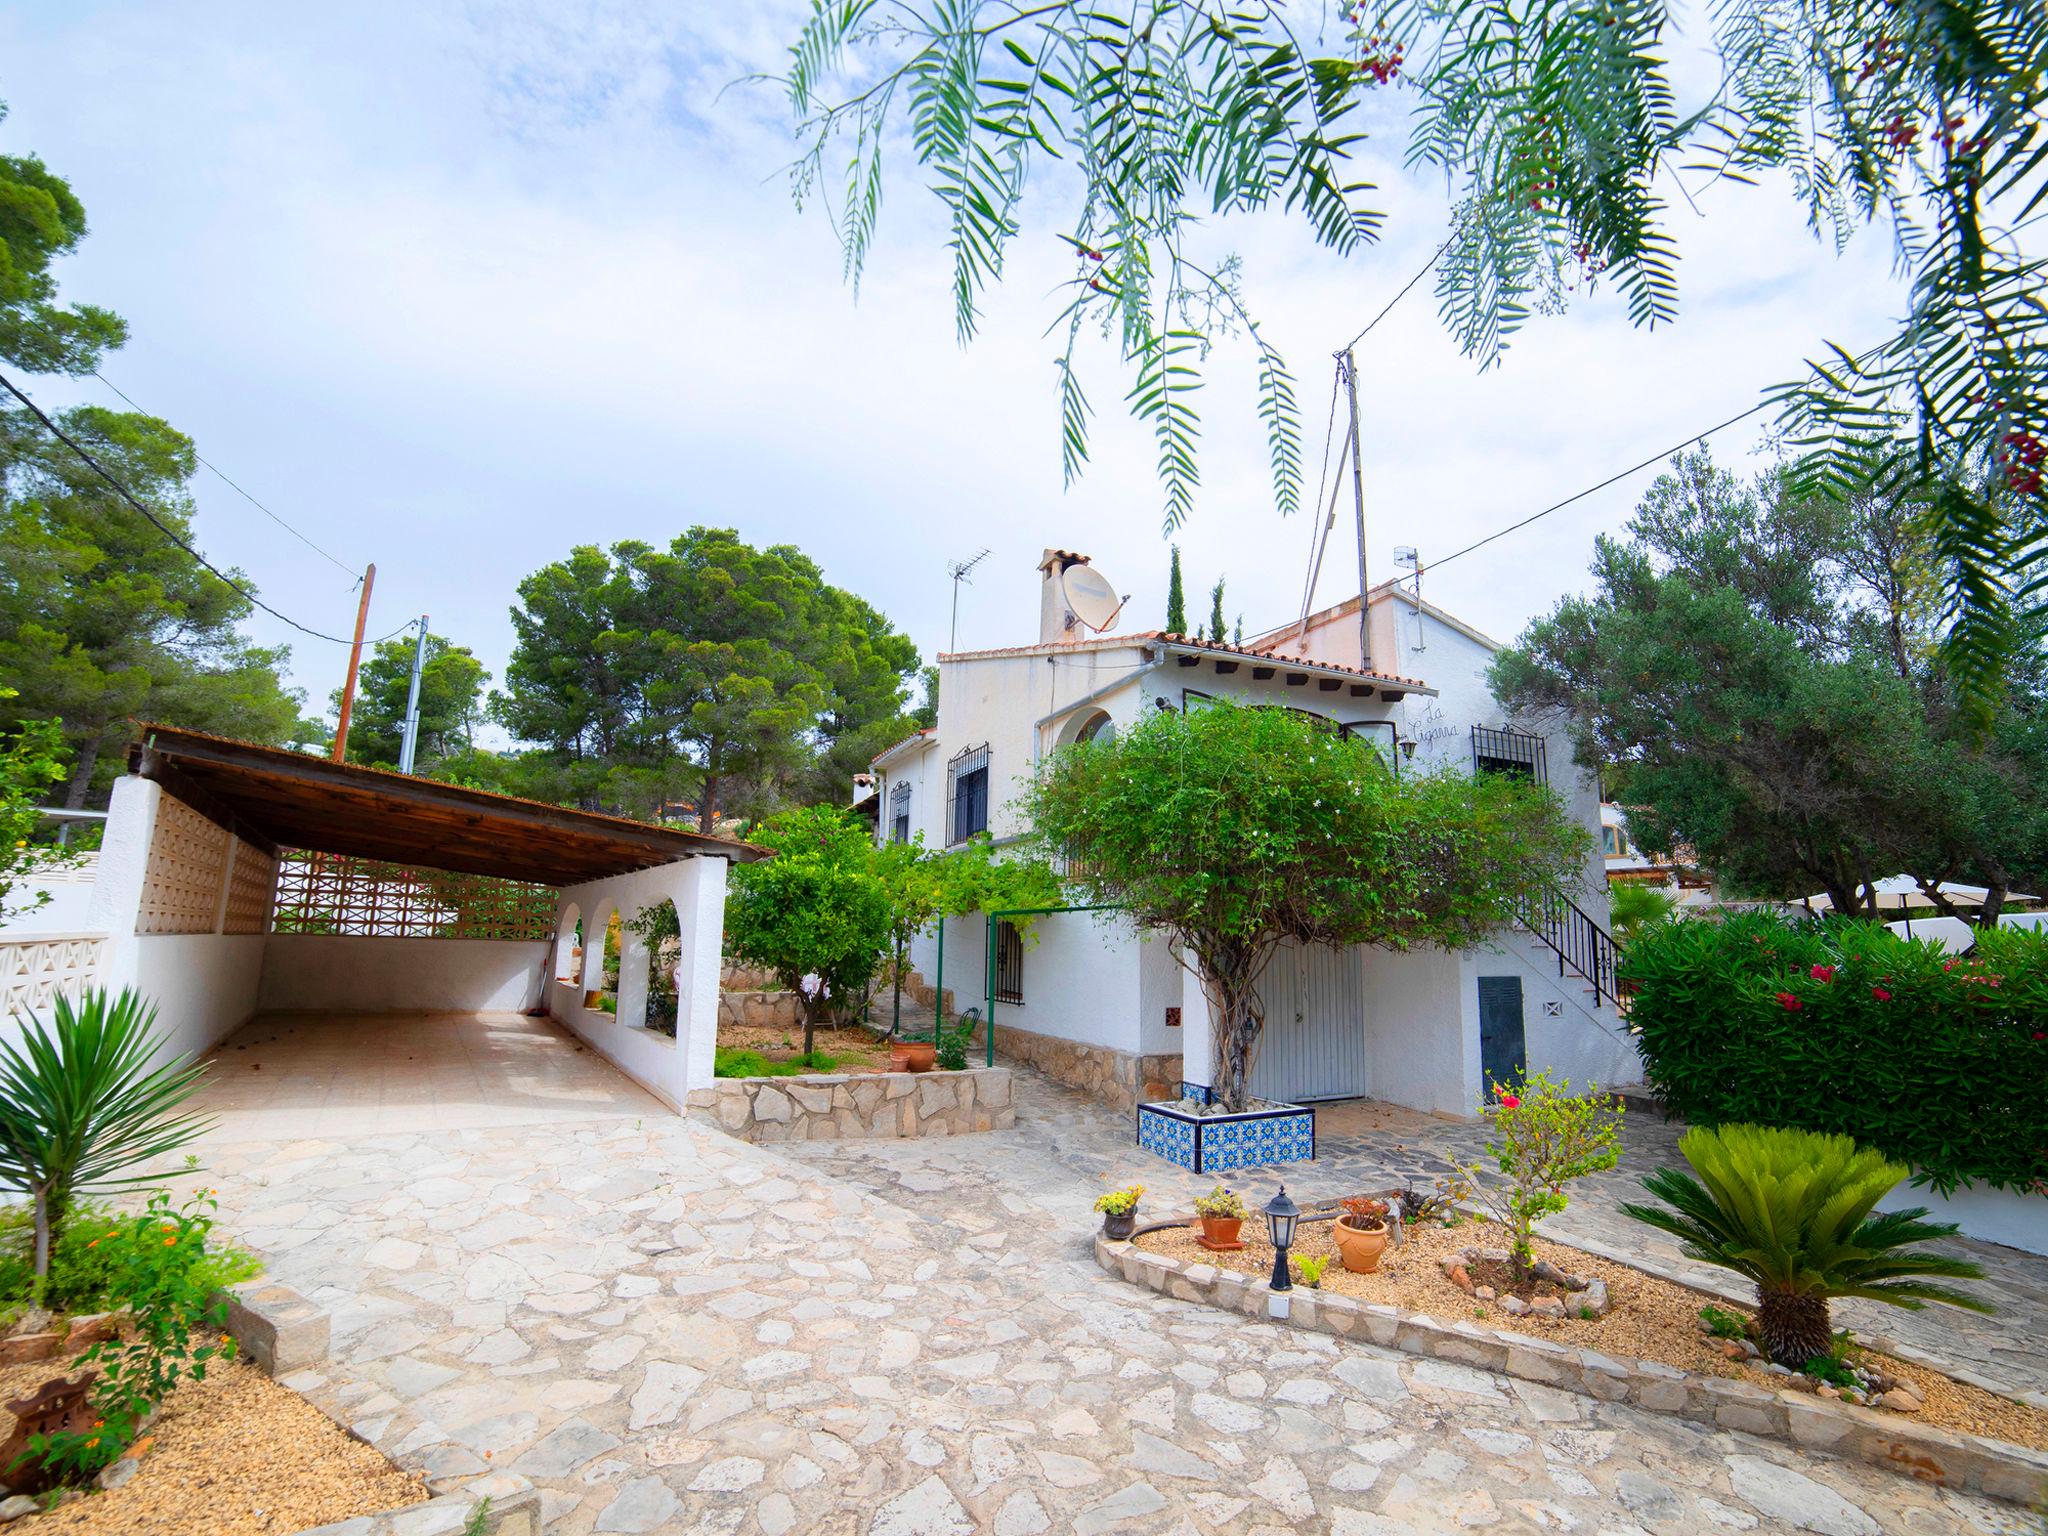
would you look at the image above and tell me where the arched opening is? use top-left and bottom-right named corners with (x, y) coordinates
top-left (635, 898), bottom-right (681, 1038)
top-left (1053, 707), bottom-right (1115, 750)
top-left (583, 901), bottom-right (619, 1012)
top-left (555, 905), bottom-right (585, 986)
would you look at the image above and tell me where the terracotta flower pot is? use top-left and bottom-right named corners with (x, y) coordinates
top-left (890, 1040), bottom-right (936, 1073)
top-left (1102, 1209), bottom-right (1137, 1241)
top-left (1333, 1216), bottom-right (1389, 1273)
top-left (1196, 1214), bottom-right (1244, 1252)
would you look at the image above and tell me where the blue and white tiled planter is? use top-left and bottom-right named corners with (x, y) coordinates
top-left (1136, 1095), bottom-right (1315, 1173)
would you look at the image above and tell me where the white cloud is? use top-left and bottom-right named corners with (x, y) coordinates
top-left (0, 0), bottom-right (1909, 727)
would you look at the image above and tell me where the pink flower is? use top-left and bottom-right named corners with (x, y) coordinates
top-left (1809, 964), bottom-right (1836, 982)
top-left (2034, 1031), bottom-right (2046, 1042)
top-left (1499, 1094), bottom-right (1521, 1109)
top-left (1775, 991), bottom-right (1803, 1012)
top-left (1870, 987), bottom-right (1892, 1002)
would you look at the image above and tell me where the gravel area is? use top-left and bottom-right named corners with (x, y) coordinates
top-left (1135, 1213), bottom-right (2048, 1452)
top-left (0, 1349), bottom-right (426, 1535)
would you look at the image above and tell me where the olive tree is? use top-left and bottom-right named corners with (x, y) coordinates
top-left (1022, 700), bottom-right (1587, 1110)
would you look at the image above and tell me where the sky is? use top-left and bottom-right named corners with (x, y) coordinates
top-left (1, 2), bottom-right (1912, 740)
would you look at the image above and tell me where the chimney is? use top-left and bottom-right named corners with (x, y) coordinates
top-left (1038, 549), bottom-right (1089, 645)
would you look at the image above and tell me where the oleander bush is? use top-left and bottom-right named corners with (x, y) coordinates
top-left (1621, 911), bottom-right (2048, 1194)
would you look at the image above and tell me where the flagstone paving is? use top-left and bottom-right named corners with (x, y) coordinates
top-left (172, 1066), bottom-right (2040, 1536)
top-left (827, 1073), bottom-right (2047, 1404)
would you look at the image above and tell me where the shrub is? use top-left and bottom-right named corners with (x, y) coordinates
top-left (1622, 1123), bottom-right (1990, 1367)
top-left (0, 1199), bottom-right (257, 1317)
top-left (1461, 1071), bottom-right (1623, 1278)
top-left (27, 1191), bottom-right (239, 1483)
top-left (1623, 910), bottom-right (2048, 1194)
top-left (0, 988), bottom-right (213, 1290)
top-left (1292, 1252), bottom-right (1331, 1287)
top-left (1697, 1303), bottom-right (1749, 1341)
top-left (1093, 1185), bottom-right (1143, 1216)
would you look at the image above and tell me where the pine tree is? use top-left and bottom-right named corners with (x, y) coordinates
top-left (1208, 579), bottom-right (1226, 643)
top-left (1165, 546), bottom-right (1186, 634)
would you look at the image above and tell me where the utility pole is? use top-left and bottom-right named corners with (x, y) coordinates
top-left (1339, 348), bottom-right (1372, 673)
top-left (947, 548), bottom-right (992, 651)
top-left (397, 615), bottom-right (430, 774)
top-left (331, 563), bottom-right (375, 763)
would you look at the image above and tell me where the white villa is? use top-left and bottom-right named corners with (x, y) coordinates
top-left (869, 550), bottom-right (1644, 1117)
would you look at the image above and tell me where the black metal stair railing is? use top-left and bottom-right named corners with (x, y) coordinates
top-left (1515, 887), bottom-right (1622, 1006)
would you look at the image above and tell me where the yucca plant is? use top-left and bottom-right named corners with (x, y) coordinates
top-left (1622, 1124), bottom-right (1990, 1368)
top-left (0, 988), bottom-right (214, 1289)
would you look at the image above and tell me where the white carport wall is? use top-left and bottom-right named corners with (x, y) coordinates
top-left (548, 857), bottom-right (728, 1110)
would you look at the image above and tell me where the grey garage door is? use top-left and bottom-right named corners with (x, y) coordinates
top-left (1247, 941), bottom-right (1369, 1104)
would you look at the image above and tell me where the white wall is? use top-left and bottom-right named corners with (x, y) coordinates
top-left (1465, 930), bottom-right (1646, 1096)
top-left (0, 855), bottom-right (100, 935)
top-left (1875, 1179), bottom-right (2048, 1258)
top-left (127, 935), bottom-right (266, 1066)
top-left (258, 936), bottom-right (549, 1013)
top-left (1360, 945), bottom-right (1472, 1116)
top-left (549, 856), bottom-right (728, 1111)
top-left (48, 777), bottom-right (265, 1074)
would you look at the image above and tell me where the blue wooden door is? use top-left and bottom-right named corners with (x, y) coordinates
top-left (1477, 975), bottom-right (1525, 1098)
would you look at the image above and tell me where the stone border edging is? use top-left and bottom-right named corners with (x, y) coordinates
top-left (1094, 1232), bottom-right (2048, 1506)
top-left (288, 1474), bottom-right (542, 1536)
top-left (217, 1284), bottom-right (547, 1534)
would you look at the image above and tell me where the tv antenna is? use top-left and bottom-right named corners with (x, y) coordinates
top-left (1394, 545), bottom-right (1424, 651)
top-left (947, 548), bottom-right (992, 651)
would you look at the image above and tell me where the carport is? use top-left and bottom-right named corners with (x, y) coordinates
top-left (65, 725), bottom-right (764, 1125)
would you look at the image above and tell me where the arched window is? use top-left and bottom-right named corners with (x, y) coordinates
top-left (637, 898), bottom-right (682, 1037)
top-left (584, 902), bottom-right (618, 1011)
top-left (555, 905), bottom-right (585, 986)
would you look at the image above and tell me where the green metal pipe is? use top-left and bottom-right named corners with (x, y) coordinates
top-left (934, 919), bottom-right (945, 1042)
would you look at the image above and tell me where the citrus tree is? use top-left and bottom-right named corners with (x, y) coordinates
top-left (725, 804), bottom-right (892, 1054)
top-left (777, 1), bottom-right (2044, 711)
top-left (1021, 698), bottom-right (1586, 1109)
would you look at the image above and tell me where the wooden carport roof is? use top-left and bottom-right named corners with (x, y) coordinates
top-left (128, 725), bottom-right (766, 886)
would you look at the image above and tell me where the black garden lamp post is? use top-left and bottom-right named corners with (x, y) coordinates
top-left (1264, 1185), bottom-right (1300, 1294)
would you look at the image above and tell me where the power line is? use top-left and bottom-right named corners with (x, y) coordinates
top-left (1428, 398), bottom-right (1776, 572)
top-left (25, 318), bottom-right (361, 579)
top-left (1341, 228), bottom-right (1458, 352)
top-left (0, 368), bottom-right (374, 646)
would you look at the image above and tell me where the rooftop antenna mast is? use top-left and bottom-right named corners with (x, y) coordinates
top-left (1338, 347), bottom-right (1373, 673)
top-left (1393, 547), bottom-right (1424, 652)
top-left (946, 548), bottom-right (992, 651)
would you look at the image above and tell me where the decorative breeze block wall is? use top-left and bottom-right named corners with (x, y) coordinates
top-left (135, 794), bottom-right (229, 935)
top-left (221, 842), bottom-right (279, 935)
top-left (0, 935), bottom-right (109, 1017)
top-left (271, 852), bottom-right (556, 940)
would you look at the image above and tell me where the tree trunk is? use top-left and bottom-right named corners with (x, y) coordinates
top-left (1756, 1288), bottom-right (1833, 1368)
top-left (31, 1187), bottom-right (51, 1289)
top-left (1200, 952), bottom-right (1265, 1113)
top-left (62, 729), bottom-right (105, 810)
top-left (802, 990), bottom-right (828, 1058)
top-left (698, 769), bottom-right (720, 834)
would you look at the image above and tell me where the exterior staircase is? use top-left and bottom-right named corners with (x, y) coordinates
top-left (1515, 889), bottom-right (1624, 1006)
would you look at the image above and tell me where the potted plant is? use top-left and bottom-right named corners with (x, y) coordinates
top-left (1333, 1195), bottom-right (1391, 1273)
top-left (1193, 1186), bottom-right (1247, 1251)
top-left (889, 1035), bottom-right (936, 1073)
top-left (1094, 1185), bottom-right (1144, 1240)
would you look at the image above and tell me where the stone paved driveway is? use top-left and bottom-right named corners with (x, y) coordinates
top-left (176, 1069), bottom-right (2034, 1535)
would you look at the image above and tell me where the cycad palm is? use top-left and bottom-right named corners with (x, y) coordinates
top-left (1621, 1124), bottom-right (1990, 1368)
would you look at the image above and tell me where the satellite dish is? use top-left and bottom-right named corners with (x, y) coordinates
top-left (1061, 563), bottom-right (1126, 633)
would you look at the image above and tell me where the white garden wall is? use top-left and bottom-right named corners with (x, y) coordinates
top-left (1876, 1180), bottom-right (2048, 1258)
top-left (258, 936), bottom-right (549, 1013)
top-left (549, 856), bottom-right (728, 1112)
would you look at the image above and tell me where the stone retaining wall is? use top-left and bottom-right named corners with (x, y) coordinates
top-left (687, 1067), bottom-right (1015, 1143)
top-left (1094, 1231), bottom-right (2048, 1506)
top-left (983, 1020), bottom-right (1179, 1110)
top-left (717, 988), bottom-right (804, 1031)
